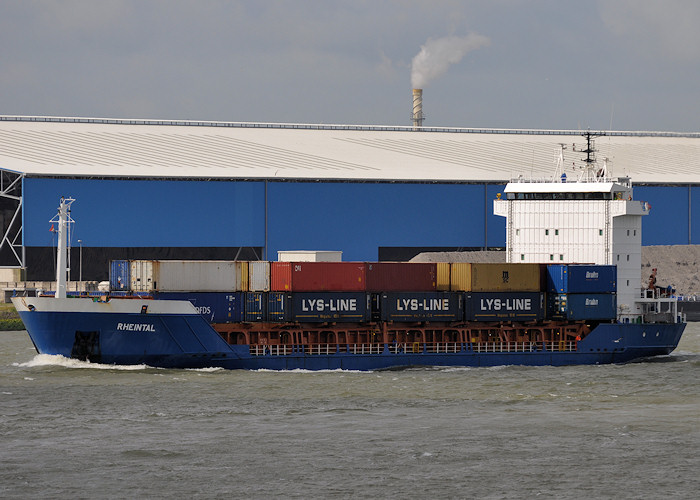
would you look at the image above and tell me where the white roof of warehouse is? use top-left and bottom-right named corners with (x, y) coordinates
top-left (0, 116), bottom-right (699, 184)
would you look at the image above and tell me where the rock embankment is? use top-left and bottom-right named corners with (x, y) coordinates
top-left (641, 245), bottom-right (700, 297)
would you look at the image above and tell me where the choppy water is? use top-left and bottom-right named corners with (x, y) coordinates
top-left (1, 325), bottom-right (699, 499)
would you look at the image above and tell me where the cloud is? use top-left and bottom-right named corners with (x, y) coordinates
top-left (598, 0), bottom-right (700, 61)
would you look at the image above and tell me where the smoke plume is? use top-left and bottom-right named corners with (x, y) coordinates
top-left (411, 34), bottom-right (490, 89)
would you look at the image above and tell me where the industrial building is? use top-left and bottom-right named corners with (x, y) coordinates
top-left (0, 115), bottom-right (699, 282)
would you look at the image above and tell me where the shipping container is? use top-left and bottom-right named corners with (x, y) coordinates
top-left (130, 260), bottom-right (155, 292)
top-left (436, 263), bottom-right (450, 291)
top-left (271, 262), bottom-right (292, 291)
top-left (471, 263), bottom-right (541, 292)
top-left (248, 261), bottom-right (271, 291)
top-left (245, 292), bottom-right (267, 322)
top-left (450, 263), bottom-right (472, 291)
top-left (155, 260), bottom-right (247, 292)
top-left (547, 265), bottom-right (617, 293)
top-left (155, 292), bottom-right (244, 323)
top-left (109, 260), bottom-right (130, 291)
top-left (365, 262), bottom-right (437, 292)
top-left (271, 262), bottom-right (366, 292)
top-left (240, 261), bottom-right (249, 291)
top-left (378, 292), bottom-right (463, 322)
top-left (277, 250), bottom-right (342, 262)
top-left (547, 293), bottom-right (617, 321)
top-left (291, 292), bottom-right (370, 323)
top-left (465, 292), bottom-right (544, 322)
top-left (268, 292), bottom-right (291, 322)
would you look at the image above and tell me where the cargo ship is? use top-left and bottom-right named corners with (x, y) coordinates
top-left (13, 134), bottom-right (686, 369)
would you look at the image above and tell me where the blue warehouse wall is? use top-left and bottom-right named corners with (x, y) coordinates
top-left (267, 182), bottom-right (489, 261)
top-left (23, 178), bottom-right (266, 247)
top-left (486, 184), bottom-right (507, 247)
top-left (635, 186), bottom-right (691, 245)
top-left (23, 178), bottom-right (692, 264)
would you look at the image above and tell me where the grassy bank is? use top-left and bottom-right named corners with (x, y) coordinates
top-left (0, 303), bottom-right (24, 330)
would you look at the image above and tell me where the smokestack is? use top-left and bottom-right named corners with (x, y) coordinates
top-left (412, 88), bottom-right (424, 128)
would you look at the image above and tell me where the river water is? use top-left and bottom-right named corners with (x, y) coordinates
top-left (1, 324), bottom-right (699, 499)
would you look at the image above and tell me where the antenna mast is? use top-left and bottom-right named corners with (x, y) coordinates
top-left (579, 130), bottom-right (605, 182)
top-left (50, 197), bottom-right (75, 299)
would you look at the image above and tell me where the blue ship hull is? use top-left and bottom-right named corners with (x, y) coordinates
top-left (14, 297), bottom-right (686, 370)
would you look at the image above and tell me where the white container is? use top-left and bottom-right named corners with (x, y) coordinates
top-left (155, 260), bottom-right (246, 292)
top-left (277, 251), bottom-right (342, 262)
top-left (130, 260), bottom-right (155, 291)
top-left (248, 261), bottom-right (270, 291)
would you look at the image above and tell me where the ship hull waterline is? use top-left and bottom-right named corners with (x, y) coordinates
top-left (14, 297), bottom-right (686, 371)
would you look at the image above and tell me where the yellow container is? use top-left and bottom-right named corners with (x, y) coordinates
top-left (436, 262), bottom-right (451, 291)
top-left (470, 263), bottom-right (541, 292)
top-left (450, 263), bottom-right (473, 291)
top-left (240, 261), bottom-right (250, 292)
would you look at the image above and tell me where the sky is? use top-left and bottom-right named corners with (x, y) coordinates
top-left (1, 0), bottom-right (699, 132)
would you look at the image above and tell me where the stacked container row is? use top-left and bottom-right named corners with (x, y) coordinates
top-left (110, 260), bottom-right (618, 323)
top-left (433, 263), bottom-right (542, 292)
top-left (156, 290), bottom-right (615, 324)
top-left (111, 260), bottom-right (271, 292)
top-left (114, 260), bottom-right (546, 294)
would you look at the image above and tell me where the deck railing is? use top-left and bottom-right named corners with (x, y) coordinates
top-left (249, 341), bottom-right (577, 356)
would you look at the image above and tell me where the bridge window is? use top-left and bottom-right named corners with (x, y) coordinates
top-left (508, 192), bottom-right (612, 200)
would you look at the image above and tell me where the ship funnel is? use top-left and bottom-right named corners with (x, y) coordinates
top-left (412, 88), bottom-right (424, 129)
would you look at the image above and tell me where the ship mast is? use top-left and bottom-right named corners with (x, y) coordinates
top-left (51, 197), bottom-right (75, 299)
top-left (578, 130), bottom-right (606, 182)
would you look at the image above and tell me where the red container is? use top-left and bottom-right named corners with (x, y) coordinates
top-left (365, 262), bottom-right (437, 292)
top-left (271, 262), bottom-right (366, 291)
top-left (271, 262), bottom-right (293, 291)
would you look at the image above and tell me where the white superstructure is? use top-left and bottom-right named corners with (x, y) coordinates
top-left (494, 133), bottom-right (678, 323)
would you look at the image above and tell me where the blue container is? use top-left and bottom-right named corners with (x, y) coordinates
top-left (109, 260), bottom-right (130, 291)
top-left (156, 292), bottom-right (244, 323)
top-left (268, 292), bottom-right (291, 322)
top-left (291, 292), bottom-right (370, 323)
top-left (466, 292), bottom-right (543, 322)
top-left (378, 292), bottom-right (463, 322)
top-left (245, 292), bottom-right (267, 322)
top-left (547, 293), bottom-right (617, 320)
top-left (547, 265), bottom-right (617, 293)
